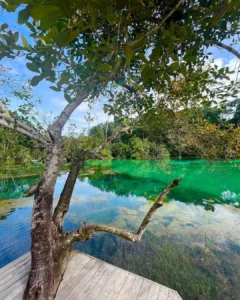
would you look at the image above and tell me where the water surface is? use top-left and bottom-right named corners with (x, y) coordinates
top-left (0, 159), bottom-right (240, 300)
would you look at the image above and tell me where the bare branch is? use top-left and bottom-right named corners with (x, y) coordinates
top-left (202, 40), bottom-right (240, 60)
top-left (66, 178), bottom-right (181, 244)
top-left (0, 112), bottom-right (49, 146)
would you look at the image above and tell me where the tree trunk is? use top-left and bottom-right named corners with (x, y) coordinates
top-left (23, 141), bottom-right (69, 300)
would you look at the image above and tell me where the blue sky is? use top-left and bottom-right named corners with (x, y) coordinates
top-left (0, 8), bottom-right (239, 134)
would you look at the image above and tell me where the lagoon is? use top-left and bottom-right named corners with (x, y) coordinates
top-left (0, 159), bottom-right (240, 299)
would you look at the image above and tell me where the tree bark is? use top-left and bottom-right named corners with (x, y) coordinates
top-left (21, 94), bottom-right (90, 300)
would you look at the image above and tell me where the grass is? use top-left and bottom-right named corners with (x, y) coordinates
top-left (0, 163), bottom-right (45, 179)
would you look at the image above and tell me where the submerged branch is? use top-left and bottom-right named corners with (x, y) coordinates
top-left (66, 178), bottom-right (181, 244)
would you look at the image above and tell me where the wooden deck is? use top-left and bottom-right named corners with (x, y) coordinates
top-left (0, 251), bottom-right (182, 300)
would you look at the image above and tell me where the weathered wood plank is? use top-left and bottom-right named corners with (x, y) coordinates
top-left (55, 257), bottom-right (97, 300)
top-left (97, 268), bottom-right (123, 300)
top-left (0, 274), bottom-right (28, 300)
top-left (85, 263), bottom-right (115, 300)
top-left (0, 253), bottom-right (30, 277)
top-left (157, 285), bottom-right (169, 300)
top-left (106, 269), bottom-right (129, 300)
top-left (147, 283), bottom-right (160, 300)
top-left (168, 289), bottom-right (182, 300)
top-left (0, 261), bottom-right (30, 293)
top-left (116, 273), bottom-right (136, 300)
top-left (0, 251), bottom-right (182, 300)
top-left (128, 276), bottom-right (144, 300)
top-left (137, 280), bottom-right (152, 300)
top-left (66, 260), bottom-right (103, 300)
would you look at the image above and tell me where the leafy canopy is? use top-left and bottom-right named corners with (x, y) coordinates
top-left (0, 0), bottom-right (240, 111)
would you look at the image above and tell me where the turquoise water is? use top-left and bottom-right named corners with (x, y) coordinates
top-left (0, 160), bottom-right (240, 299)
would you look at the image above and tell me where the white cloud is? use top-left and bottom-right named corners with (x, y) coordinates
top-left (50, 97), bottom-right (67, 109)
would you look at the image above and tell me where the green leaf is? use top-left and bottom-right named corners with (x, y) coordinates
top-left (123, 44), bottom-right (132, 68)
top-left (132, 82), bottom-right (144, 92)
top-left (116, 0), bottom-right (128, 9)
top-left (106, 12), bottom-right (117, 25)
top-left (47, 27), bottom-right (59, 41)
top-left (26, 62), bottom-right (39, 73)
top-left (1, 23), bottom-right (9, 30)
top-left (98, 64), bottom-right (112, 72)
top-left (0, 41), bottom-right (8, 51)
top-left (169, 62), bottom-right (179, 72)
top-left (64, 92), bottom-right (72, 102)
top-left (18, 8), bottom-right (30, 24)
top-left (89, 0), bottom-right (107, 10)
top-left (58, 0), bottom-right (72, 17)
top-left (132, 34), bottom-right (146, 50)
top-left (50, 86), bottom-right (61, 92)
top-left (113, 56), bottom-right (123, 72)
top-left (21, 35), bottom-right (31, 50)
top-left (56, 29), bottom-right (80, 47)
top-left (31, 75), bottom-right (43, 86)
top-left (38, 35), bottom-right (52, 45)
top-left (139, 53), bottom-right (148, 63)
top-left (31, 5), bottom-right (63, 20)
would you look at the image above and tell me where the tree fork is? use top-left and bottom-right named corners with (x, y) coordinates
top-left (67, 178), bottom-right (181, 243)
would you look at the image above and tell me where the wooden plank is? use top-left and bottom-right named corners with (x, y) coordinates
top-left (0, 253), bottom-right (30, 277)
top-left (0, 274), bottom-right (28, 300)
top-left (60, 252), bottom-right (90, 284)
top-left (0, 261), bottom-right (30, 293)
top-left (71, 261), bottom-right (110, 300)
top-left (97, 268), bottom-right (123, 300)
top-left (137, 280), bottom-right (152, 300)
top-left (64, 260), bottom-right (103, 300)
top-left (55, 257), bottom-right (96, 299)
top-left (116, 273), bottom-right (136, 300)
top-left (168, 289), bottom-right (182, 300)
top-left (0, 251), bottom-right (182, 300)
top-left (128, 276), bottom-right (144, 300)
top-left (0, 261), bottom-right (31, 293)
top-left (56, 254), bottom-right (91, 295)
top-left (147, 283), bottom-right (160, 300)
top-left (157, 285), bottom-right (169, 300)
top-left (106, 269), bottom-right (129, 300)
top-left (85, 264), bottom-right (115, 300)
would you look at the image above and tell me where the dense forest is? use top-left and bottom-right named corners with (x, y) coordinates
top-left (1, 99), bottom-right (239, 167)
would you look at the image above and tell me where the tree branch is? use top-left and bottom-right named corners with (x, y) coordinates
top-left (66, 178), bottom-right (181, 244)
top-left (130, 0), bottom-right (185, 47)
top-left (23, 178), bottom-right (44, 197)
top-left (53, 126), bottom-right (132, 229)
top-left (202, 40), bottom-right (240, 60)
top-left (0, 107), bottom-right (49, 146)
top-left (49, 94), bottom-right (89, 139)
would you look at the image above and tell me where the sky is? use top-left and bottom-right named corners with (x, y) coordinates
top-left (0, 7), bottom-right (239, 134)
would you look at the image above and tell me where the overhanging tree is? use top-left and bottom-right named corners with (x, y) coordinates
top-left (0, 0), bottom-right (240, 299)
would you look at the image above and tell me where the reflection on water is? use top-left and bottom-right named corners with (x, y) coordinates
top-left (0, 160), bottom-right (240, 300)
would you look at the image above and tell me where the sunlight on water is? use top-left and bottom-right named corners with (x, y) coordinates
top-left (0, 159), bottom-right (240, 300)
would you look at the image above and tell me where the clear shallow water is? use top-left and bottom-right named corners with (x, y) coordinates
top-left (0, 160), bottom-right (240, 300)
